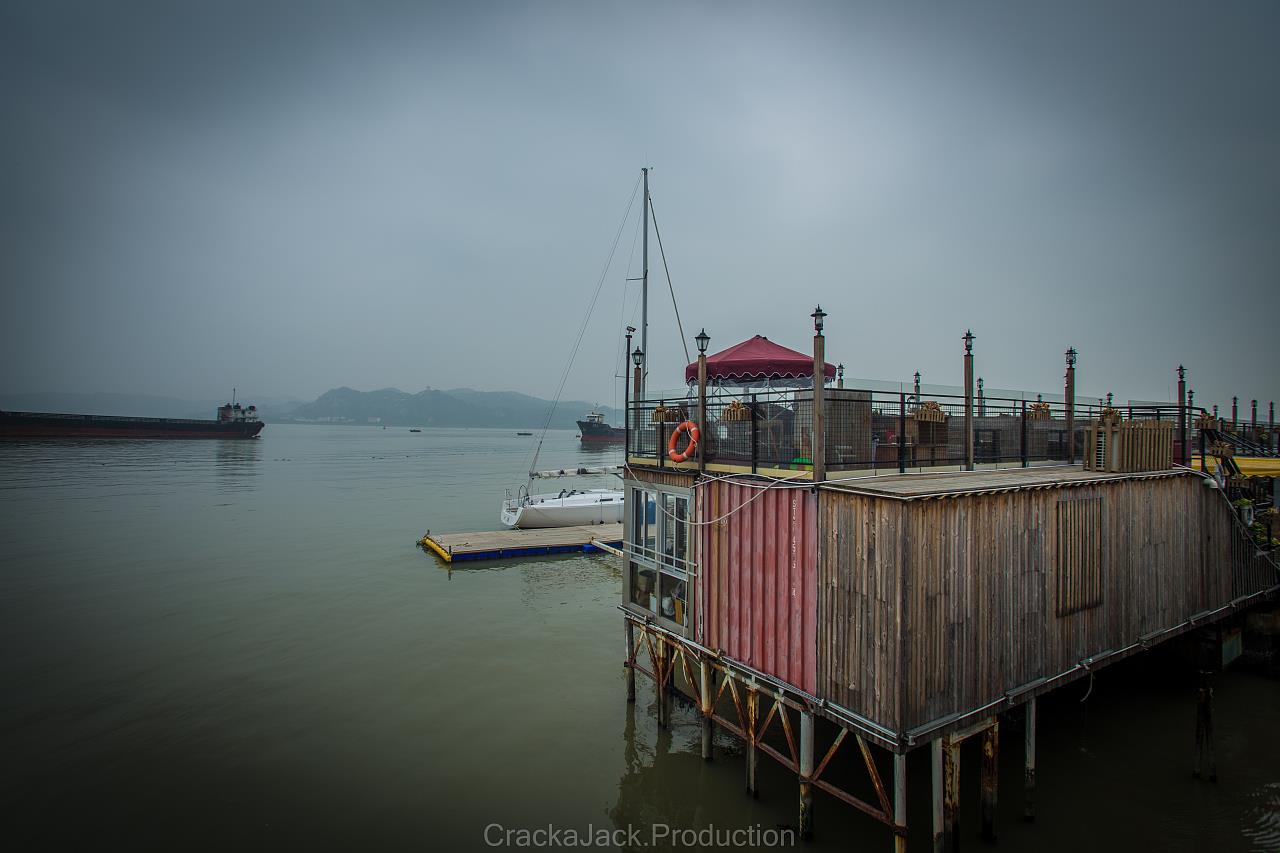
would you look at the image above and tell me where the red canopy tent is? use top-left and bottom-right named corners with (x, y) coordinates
top-left (685, 335), bottom-right (836, 384)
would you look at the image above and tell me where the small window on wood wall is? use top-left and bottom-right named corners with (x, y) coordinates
top-left (1056, 496), bottom-right (1102, 616)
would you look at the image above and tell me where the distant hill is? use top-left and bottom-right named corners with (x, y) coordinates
top-left (285, 386), bottom-right (621, 429)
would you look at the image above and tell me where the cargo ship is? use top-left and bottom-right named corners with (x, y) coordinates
top-left (576, 410), bottom-right (624, 444)
top-left (0, 402), bottom-right (265, 439)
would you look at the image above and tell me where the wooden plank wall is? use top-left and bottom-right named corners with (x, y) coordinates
top-left (817, 493), bottom-right (904, 731)
top-left (629, 468), bottom-right (697, 490)
top-left (817, 474), bottom-right (1275, 734)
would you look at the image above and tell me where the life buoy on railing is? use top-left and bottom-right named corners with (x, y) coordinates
top-left (668, 420), bottom-right (700, 463)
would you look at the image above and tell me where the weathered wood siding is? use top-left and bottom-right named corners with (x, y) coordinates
top-left (817, 473), bottom-right (1278, 735)
top-left (628, 468), bottom-right (697, 490)
top-left (699, 481), bottom-right (818, 694)
top-left (817, 493), bottom-right (904, 731)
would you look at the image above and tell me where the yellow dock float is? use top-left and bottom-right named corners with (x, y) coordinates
top-left (419, 523), bottom-right (624, 563)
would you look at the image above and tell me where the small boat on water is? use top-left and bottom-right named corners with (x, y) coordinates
top-left (409, 428), bottom-right (421, 432)
top-left (501, 487), bottom-right (624, 528)
top-left (576, 410), bottom-right (625, 444)
top-left (516, 431), bottom-right (533, 436)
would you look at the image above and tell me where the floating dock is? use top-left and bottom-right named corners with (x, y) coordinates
top-left (419, 523), bottom-right (623, 563)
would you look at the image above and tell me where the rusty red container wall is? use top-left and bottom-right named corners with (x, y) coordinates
top-left (697, 481), bottom-right (817, 694)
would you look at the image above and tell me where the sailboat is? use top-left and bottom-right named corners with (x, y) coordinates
top-left (500, 169), bottom-right (660, 529)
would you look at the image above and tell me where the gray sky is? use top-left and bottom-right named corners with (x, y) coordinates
top-left (2, 0), bottom-right (1277, 413)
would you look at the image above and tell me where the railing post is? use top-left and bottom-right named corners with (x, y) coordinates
top-left (898, 391), bottom-right (907, 474)
top-left (811, 308), bottom-right (826, 482)
top-left (1065, 347), bottom-right (1077, 464)
top-left (750, 394), bottom-right (759, 474)
top-left (1021, 398), bottom-right (1028, 468)
top-left (657, 411), bottom-right (665, 469)
top-left (1177, 365), bottom-right (1188, 466)
top-left (964, 331), bottom-right (975, 471)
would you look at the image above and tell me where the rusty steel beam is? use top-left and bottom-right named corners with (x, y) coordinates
top-left (813, 728), bottom-right (848, 782)
top-left (756, 739), bottom-right (797, 774)
top-left (857, 734), bottom-right (893, 818)
top-left (710, 711), bottom-right (747, 742)
top-left (980, 722), bottom-right (999, 842)
top-left (812, 778), bottom-right (893, 825)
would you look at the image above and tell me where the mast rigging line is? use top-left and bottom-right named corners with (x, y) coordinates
top-left (525, 176), bottom-right (642, 479)
top-left (646, 194), bottom-right (692, 367)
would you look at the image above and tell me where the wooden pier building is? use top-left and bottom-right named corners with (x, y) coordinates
top-left (617, 319), bottom-right (1279, 850)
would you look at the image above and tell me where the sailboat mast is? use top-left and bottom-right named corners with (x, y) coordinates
top-left (640, 166), bottom-right (649, 396)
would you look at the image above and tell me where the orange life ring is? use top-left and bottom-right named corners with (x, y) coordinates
top-left (668, 420), bottom-right (700, 462)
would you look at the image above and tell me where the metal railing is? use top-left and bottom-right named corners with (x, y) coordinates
top-left (629, 387), bottom-right (1206, 474)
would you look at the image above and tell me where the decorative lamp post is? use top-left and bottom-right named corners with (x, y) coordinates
top-left (977, 377), bottom-right (986, 417)
top-left (914, 371), bottom-right (921, 403)
top-left (837, 363), bottom-right (845, 389)
top-left (631, 347), bottom-right (643, 397)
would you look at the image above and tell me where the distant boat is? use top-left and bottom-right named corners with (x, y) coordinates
top-left (0, 402), bottom-right (264, 439)
top-left (409, 428), bottom-right (421, 433)
top-left (516, 431), bottom-right (533, 436)
top-left (576, 410), bottom-right (625, 444)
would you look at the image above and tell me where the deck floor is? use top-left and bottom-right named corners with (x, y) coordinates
top-left (421, 523), bottom-right (624, 563)
top-left (823, 464), bottom-right (1188, 498)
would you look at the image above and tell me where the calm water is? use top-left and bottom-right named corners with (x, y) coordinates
top-left (1, 424), bottom-right (1276, 851)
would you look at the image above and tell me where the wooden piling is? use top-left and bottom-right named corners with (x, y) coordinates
top-left (655, 637), bottom-right (667, 728)
top-left (980, 722), bottom-right (999, 842)
top-left (1024, 698), bottom-right (1036, 821)
top-left (894, 752), bottom-right (908, 853)
top-left (746, 688), bottom-right (759, 797)
top-left (799, 710), bottom-right (815, 838)
top-left (932, 739), bottom-right (944, 853)
top-left (625, 621), bottom-right (636, 703)
top-left (943, 737), bottom-right (960, 853)
top-left (1193, 672), bottom-right (1217, 782)
top-left (700, 660), bottom-right (712, 760)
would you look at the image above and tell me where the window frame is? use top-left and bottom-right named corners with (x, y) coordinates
top-left (624, 481), bottom-right (696, 634)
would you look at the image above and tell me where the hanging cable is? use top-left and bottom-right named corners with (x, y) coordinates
top-left (524, 176), bottom-right (641, 479)
top-left (647, 194), bottom-right (692, 366)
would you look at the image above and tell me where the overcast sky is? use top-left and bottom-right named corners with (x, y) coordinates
top-left (2, 0), bottom-right (1277, 412)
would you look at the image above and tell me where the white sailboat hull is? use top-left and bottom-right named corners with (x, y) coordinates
top-left (501, 489), bottom-right (624, 529)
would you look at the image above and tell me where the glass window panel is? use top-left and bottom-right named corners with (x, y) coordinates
top-left (630, 562), bottom-right (657, 611)
top-left (659, 572), bottom-right (688, 627)
top-left (644, 491), bottom-right (657, 555)
top-left (674, 496), bottom-right (688, 564)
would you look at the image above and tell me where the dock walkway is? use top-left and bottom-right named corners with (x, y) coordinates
top-left (420, 523), bottom-right (623, 563)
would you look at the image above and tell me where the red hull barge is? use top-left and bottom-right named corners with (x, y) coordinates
top-left (0, 406), bottom-right (265, 440)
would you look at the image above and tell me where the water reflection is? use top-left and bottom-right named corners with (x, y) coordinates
top-left (214, 439), bottom-right (262, 492)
